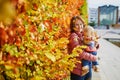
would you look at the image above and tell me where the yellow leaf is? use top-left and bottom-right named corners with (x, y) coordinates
top-left (5, 65), bottom-right (14, 69)
top-left (45, 53), bottom-right (56, 62)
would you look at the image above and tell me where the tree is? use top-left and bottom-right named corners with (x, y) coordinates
top-left (88, 21), bottom-right (96, 27)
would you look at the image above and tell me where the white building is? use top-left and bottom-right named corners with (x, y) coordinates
top-left (88, 8), bottom-right (98, 24)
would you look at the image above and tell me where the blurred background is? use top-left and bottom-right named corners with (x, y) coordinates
top-left (87, 0), bottom-right (120, 29)
top-left (87, 0), bottom-right (120, 48)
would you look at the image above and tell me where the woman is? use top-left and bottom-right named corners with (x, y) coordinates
top-left (68, 16), bottom-right (97, 80)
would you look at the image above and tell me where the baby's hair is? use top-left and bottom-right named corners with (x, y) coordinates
top-left (84, 26), bottom-right (94, 32)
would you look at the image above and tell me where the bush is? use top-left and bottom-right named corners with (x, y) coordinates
top-left (0, 0), bottom-right (87, 79)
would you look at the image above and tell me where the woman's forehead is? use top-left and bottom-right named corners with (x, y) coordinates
top-left (75, 19), bottom-right (83, 23)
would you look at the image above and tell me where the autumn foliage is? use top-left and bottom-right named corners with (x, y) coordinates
top-left (0, 0), bottom-right (87, 80)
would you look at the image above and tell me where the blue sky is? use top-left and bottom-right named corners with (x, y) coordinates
top-left (87, 0), bottom-right (120, 9)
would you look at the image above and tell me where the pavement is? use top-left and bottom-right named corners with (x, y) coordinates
top-left (92, 28), bottom-right (120, 80)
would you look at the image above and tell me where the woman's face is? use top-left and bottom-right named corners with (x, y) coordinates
top-left (73, 19), bottom-right (84, 32)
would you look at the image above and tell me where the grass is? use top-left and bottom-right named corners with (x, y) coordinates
top-left (109, 41), bottom-right (120, 47)
top-left (105, 39), bottom-right (120, 47)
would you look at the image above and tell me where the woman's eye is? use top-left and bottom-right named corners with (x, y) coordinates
top-left (75, 24), bottom-right (79, 26)
top-left (87, 36), bottom-right (89, 38)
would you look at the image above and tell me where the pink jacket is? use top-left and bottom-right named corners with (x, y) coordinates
top-left (68, 32), bottom-right (96, 76)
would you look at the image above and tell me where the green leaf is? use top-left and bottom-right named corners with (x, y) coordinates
top-left (5, 44), bottom-right (11, 52)
top-left (20, 45), bottom-right (25, 50)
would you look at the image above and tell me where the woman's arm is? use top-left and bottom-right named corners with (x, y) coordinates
top-left (68, 33), bottom-right (79, 54)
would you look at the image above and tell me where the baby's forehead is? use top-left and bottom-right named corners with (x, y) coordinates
top-left (84, 26), bottom-right (94, 31)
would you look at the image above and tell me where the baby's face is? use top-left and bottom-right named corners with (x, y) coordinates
top-left (84, 32), bottom-right (92, 40)
top-left (83, 26), bottom-right (97, 44)
top-left (83, 34), bottom-right (92, 44)
top-left (83, 29), bottom-right (95, 44)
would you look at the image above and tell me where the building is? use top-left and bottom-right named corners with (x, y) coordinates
top-left (98, 5), bottom-right (119, 26)
top-left (88, 8), bottom-right (98, 25)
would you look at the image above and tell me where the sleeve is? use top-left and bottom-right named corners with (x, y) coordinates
top-left (79, 51), bottom-right (97, 61)
top-left (85, 46), bottom-right (97, 52)
top-left (68, 33), bottom-right (79, 54)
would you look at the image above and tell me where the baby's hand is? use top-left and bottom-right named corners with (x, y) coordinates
top-left (82, 66), bottom-right (89, 76)
top-left (93, 65), bottom-right (100, 72)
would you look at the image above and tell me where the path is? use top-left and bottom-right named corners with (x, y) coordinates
top-left (93, 29), bottom-right (120, 80)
